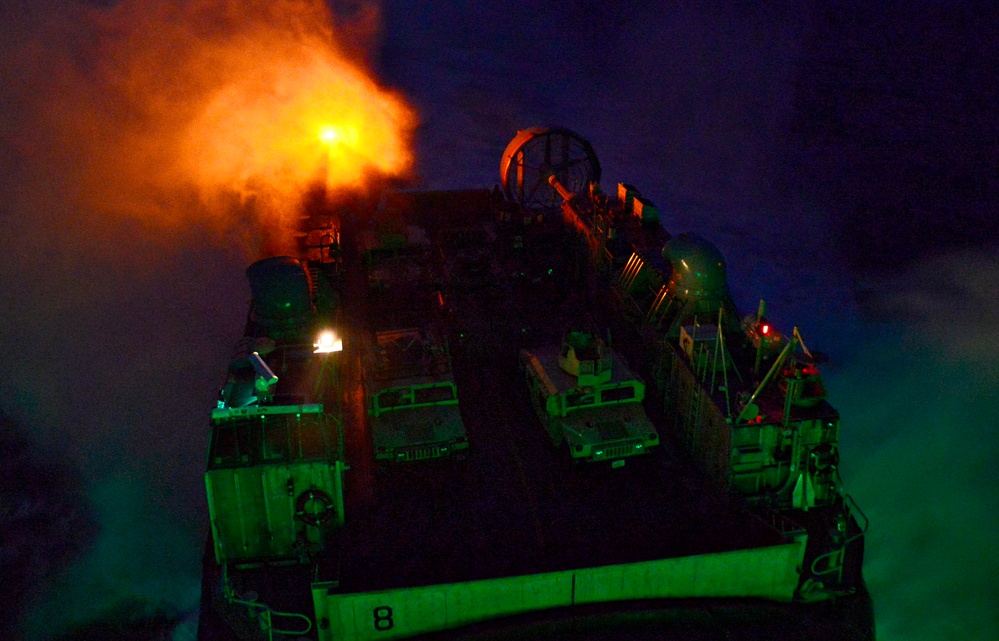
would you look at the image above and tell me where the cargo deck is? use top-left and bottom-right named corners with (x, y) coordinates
top-left (199, 130), bottom-right (871, 641)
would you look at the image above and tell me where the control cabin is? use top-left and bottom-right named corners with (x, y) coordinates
top-left (205, 257), bottom-right (346, 566)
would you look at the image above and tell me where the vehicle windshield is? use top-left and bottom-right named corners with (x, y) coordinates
top-left (209, 413), bottom-right (330, 468)
top-left (376, 383), bottom-right (457, 412)
top-left (600, 385), bottom-right (637, 403)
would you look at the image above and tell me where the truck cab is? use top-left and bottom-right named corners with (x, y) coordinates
top-left (520, 331), bottom-right (659, 464)
top-left (364, 327), bottom-right (468, 462)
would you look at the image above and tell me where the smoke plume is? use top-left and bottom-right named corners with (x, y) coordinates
top-left (4, 0), bottom-right (416, 258)
top-left (0, 1), bottom-right (413, 638)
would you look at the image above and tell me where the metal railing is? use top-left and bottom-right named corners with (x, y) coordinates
top-left (222, 566), bottom-right (313, 641)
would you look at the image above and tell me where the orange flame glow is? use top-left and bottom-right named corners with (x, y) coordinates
top-left (18, 0), bottom-right (417, 256)
top-left (179, 22), bottom-right (415, 198)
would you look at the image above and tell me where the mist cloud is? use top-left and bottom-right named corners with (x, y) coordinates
top-left (4, 0), bottom-right (415, 258)
top-left (0, 1), bottom-right (409, 638)
top-left (832, 247), bottom-right (999, 641)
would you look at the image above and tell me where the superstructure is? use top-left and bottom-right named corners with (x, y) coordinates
top-left (198, 127), bottom-right (872, 641)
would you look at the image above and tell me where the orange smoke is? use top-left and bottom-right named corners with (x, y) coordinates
top-left (176, 5), bottom-right (415, 196)
top-left (17, 0), bottom-right (416, 255)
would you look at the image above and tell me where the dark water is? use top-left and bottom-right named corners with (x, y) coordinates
top-left (1, 1), bottom-right (996, 639)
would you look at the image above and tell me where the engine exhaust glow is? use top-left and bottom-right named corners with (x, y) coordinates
top-left (17, 0), bottom-right (417, 258)
top-left (182, 39), bottom-right (415, 197)
top-left (318, 125), bottom-right (359, 147)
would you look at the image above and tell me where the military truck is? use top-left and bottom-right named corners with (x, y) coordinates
top-left (360, 211), bottom-right (468, 463)
top-left (364, 327), bottom-right (467, 462)
top-left (520, 330), bottom-right (659, 465)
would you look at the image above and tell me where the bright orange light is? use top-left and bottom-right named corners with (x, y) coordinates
top-left (318, 125), bottom-right (359, 147)
top-left (32, 0), bottom-right (418, 256)
top-left (314, 330), bottom-right (343, 353)
top-left (319, 126), bottom-right (339, 144)
top-left (181, 32), bottom-right (416, 199)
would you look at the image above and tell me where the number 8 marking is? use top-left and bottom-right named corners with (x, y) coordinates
top-left (373, 606), bottom-right (394, 631)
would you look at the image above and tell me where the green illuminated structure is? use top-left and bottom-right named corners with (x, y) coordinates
top-left (359, 211), bottom-right (468, 463)
top-left (205, 228), bottom-right (347, 568)
top-left (206, 402), bottom-right (345, 563)
top-left (364, 328), bottom-right (467, 462)
top-left (199, 128), bottom-right (870, 641)
top-left (521, 331), bottom-right (659, 464)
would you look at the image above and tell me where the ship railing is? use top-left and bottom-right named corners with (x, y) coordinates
top-left (617, 253), bottom-right (644, 291)
top-left (841, 491), bottom-right (869, 545)
top-left (808, 492), bottom-right (869, 589)
top-left (226, 595), bottom-right (313, 641)
top-left (645, 284), bottom-right (673, 329)
top-left (810, 548), bottom-right (845, 584)
top-left (764, 509), bottom-right (808, 542)
top-left (222, 566), bottom-right (313, 640)
top-left (835, 470), bottom-right (869, 543)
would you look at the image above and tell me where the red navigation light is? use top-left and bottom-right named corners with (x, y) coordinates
top-left (759, 323), bottom-right (770, 336)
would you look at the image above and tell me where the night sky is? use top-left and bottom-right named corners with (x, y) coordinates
top-left (1, 1), bottom-right (997, 639)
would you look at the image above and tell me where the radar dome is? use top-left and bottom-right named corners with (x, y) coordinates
top-left (662, 234), bottom-right (728, 300)
top-left (246, 256), bottom-right (315, 334)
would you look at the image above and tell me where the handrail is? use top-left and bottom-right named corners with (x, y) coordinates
top-left (222, 565), bottom-right (313, 641)
top-left (809, 495), bottom-right (868, 579)
top-left (225, 594), bottom-right (313, 640)
top-left (810, 548), bottom-right (844, 578)
top-left (841, 491), bottom-right (870, 544)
